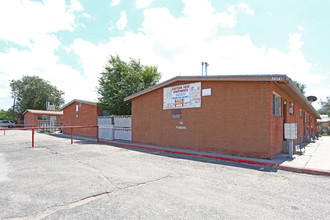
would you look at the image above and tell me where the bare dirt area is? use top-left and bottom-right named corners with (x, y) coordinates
top-left (0, 130), bottom-right (329, 219)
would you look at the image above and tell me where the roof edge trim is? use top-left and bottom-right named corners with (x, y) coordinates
top-left (61, 99), bottom-right (98, 110)
top-left (124, 74), bottom-right (287, 102)
top-left (23, 109), bottom-right (63, 115)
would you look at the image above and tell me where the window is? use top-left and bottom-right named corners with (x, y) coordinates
top-left (299, 109), bottom-right (302, 118)
top-left (273, 92), bottom-right (281, 116)
top-left (38, 115), bottom-right (49, 120)
top-left (289, 102), bottom-right (294, 115)
top-left (172, 109), bottom-right (181, 119)
top-left (305, 113), bottom-right (309, 123)
top-left (102, 110), bottom-right (110, 116)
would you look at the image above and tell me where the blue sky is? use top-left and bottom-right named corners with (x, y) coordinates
top-left (0, 0), bottom-right (329, 110)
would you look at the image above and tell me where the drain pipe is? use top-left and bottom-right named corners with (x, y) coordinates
top-left (201, 62), bottom-right (204, 76)
top-left (205, 62), bottom-right (209, 76)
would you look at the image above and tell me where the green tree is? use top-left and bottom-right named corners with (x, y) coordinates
top-left (98, 55), bottom-right (161, 115)
top-left (0, 109), bottom-right (14, 120)
top-left (319, 97), bottom-right (330, 116)
top-left (10, 75), bottom-right (65, 119)
top-left (294, 81), bottom-right (306, 94)
top-left (317, 124), bottom-right (329, 135)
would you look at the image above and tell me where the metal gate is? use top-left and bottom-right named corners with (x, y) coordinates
top-left (98, 116), bottom-right (131, 141)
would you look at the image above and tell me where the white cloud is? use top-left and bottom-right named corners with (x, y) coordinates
top-left (288, 33), bottom-right (304, 51)
top-left (116, 11), bottom-right (127, 30)
top-left (71, 39), bottom-right (110, 80)
top-left (216, 6), bottom-right (237, 28)
top-left (82, 12), bottom-right (92, 19)
top-left (136, 0), bottom-right (154, 9)
top-left (237, 3), bottom-right (254, 15)
top-left (112, 0), bottom-right (120, 6)
top-left (0, 0), bottom-right (95, 109)
top-left (0, 33), bottom-right (97, 108)
top-left (298, 25), bottom-right (304, 31)
top-left (108, 21), bottom-right (115, 32)
top-left (69, 0), bottom-right (324, 95)
top-left (0, 0), bottom-right (84, 48)
top-left (181, 0), bottom-right (238, 28)
top-left (69, 0), bottom-right (84, 12)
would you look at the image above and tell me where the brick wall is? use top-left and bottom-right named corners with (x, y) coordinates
top-left (97, 107), bottom-right (103, 116)
top-left (132, 81), bottom-right (272, 158)
top-left (24, 112), bottom-right (35, 127)
top-left (62, 102), bottom-right (98, 138)
top-left (269, 83), bottom-right (317, 156)
top-left (24, 112), bottom-right (62, 127)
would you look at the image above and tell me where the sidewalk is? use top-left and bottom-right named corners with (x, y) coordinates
top-left (304, 136), bottom-right (330, 171)
top-left (99, 136), bottom-right (330, 176)
top-left (270, 136), bottom-right (330, 174)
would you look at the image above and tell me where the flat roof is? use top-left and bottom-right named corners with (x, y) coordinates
top-left (23, 109), bottom-right (63, 116)
top-left (124, 74), bottom-right (320, 119)
top-left (61, 99), bottom-right (97, 110)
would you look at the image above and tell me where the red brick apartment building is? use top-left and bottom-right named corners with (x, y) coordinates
top-left (23, 109), bottom-right (63, 127)
top-left (61, 99), bottom-right (103, 138)
top-left (124, 75), bottom-right (320, 159)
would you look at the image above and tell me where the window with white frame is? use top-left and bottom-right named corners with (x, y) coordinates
top-left (289, 102), bottom-right (294, 115)
top-left (299, 109), bottom-right (302, 118)
top-left (273, 92), bottom-right (281, 116)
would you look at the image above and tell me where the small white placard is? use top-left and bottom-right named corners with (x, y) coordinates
top-left (202, 88), bottom-right (211, 96)
top-left (48, 105), bottom-right (55, 111)
top-left (284, 123), bottom-right (297, 139)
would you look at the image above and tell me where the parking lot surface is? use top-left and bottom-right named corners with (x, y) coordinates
top-left (1, 130), bottom-right (330, 219)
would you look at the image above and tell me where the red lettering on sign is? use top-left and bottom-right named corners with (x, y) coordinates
top-left (175, 99), bottom-right (184, 107)
top-left (173, 89), bottom-right (188, 93)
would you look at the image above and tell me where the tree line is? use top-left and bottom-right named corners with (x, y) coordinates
top-left (1, 55), bottom-right (161, 121)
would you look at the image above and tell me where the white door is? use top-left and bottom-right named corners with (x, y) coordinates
top-left (50, 116), bottom-right (56, 130)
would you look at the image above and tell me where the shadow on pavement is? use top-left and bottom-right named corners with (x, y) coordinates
top-left (46, 133), bottom-right (281, 173)
top-left (98, 141), bottom-right (281, 174)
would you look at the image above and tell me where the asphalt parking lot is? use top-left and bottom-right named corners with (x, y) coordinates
top-left (1, 130), bottom-right (330, 219)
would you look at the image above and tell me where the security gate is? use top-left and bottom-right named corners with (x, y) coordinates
top-left (98, 117), bottom-right (114, 140)
top-left (98, 116), bottom-right (131, 141)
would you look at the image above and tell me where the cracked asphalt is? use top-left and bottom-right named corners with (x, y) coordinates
top-left (0, 130), bottom-right (330, 219)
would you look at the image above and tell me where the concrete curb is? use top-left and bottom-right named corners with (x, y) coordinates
top-left (98, 140), bottom-right (330, 176)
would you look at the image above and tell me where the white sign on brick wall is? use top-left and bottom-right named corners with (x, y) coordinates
top-left (163, 82), bottom-right (201, 109)
top-left (202, 88), bottom-right (211, 96)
